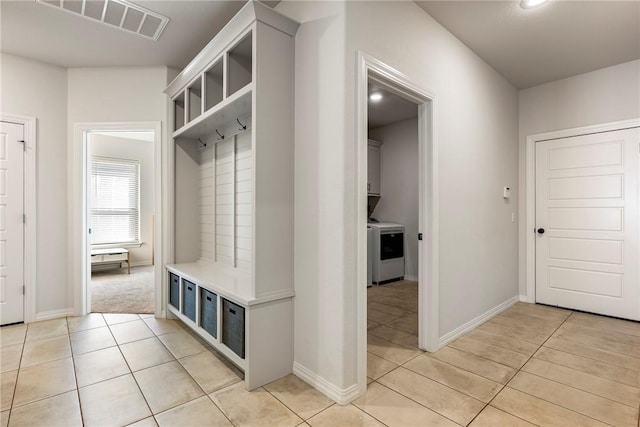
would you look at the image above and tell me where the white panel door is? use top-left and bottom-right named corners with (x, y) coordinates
top-left (0, 121), bottom-right (25, 325)
top-left (535, 127), bottom-right (640, 320)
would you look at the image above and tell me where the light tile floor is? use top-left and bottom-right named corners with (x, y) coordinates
top-left (1, 281), bottom-right (639, 426)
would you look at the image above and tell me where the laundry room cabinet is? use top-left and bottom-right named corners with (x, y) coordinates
top-left (164, 1), bottom-right (298, 390)
top-left (368, 139), bottom-right (382, 195)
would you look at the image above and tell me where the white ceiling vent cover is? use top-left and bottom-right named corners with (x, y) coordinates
top-left (36, 0), bottom-right (169, 41)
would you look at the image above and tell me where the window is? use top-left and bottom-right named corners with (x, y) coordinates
top-left (90, 157), bottom-right (140, 245)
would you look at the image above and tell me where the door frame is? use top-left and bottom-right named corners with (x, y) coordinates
top-left (356, 52), bottom-right (440, 395)
top-left (0, 113), bottom-right (37, 324)
top-left (524, 118), bottom-right (640, 303)
top-left (71, 121), bottom-right (163, 317)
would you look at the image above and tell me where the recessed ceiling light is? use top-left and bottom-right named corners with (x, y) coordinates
top-left (369, 93), bottom-right (383, 102)
top-left (520, 0), bottom-right (549, 9)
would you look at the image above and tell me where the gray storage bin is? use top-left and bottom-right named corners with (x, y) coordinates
top-left (169, 273), bottom-right (180, 309)
top-left (182, 280), bottom-right (196, 321)
top-left (200, 288), bottom-right (218, 339)
top-left (222, 299), bottom-right (245, 358)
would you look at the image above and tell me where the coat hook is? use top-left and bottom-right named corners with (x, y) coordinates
top-left (216, 129), bottom-right (225, 140)
top-left (237, 118), bottom-right (247, 131)
top-left (198, 138), bottom-right (207, 148)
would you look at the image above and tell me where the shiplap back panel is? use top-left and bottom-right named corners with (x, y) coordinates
top-left (214, 130), bottom-right (252, 270)
top-left (199, 145), bottom-right (214, 262)
top-left (216, 139), bottom-right (234, 266)
top-left (235, 132), bottom-right (252, 270)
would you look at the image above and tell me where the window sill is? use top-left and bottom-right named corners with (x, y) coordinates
top-left (92, 242), bottom-right (143, 249)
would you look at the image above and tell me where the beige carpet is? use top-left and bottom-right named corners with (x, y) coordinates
top-left (91, 266), bottom-right (154, 314)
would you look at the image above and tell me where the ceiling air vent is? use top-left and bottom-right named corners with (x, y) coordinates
top-left (36, 0), bottom-right (169, 41)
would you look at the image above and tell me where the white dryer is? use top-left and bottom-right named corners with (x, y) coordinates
top-left (368, 223), bottom-right (405, 284)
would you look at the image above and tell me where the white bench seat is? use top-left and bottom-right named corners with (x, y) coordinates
top-left (91, 248), bottom-right (130, 274)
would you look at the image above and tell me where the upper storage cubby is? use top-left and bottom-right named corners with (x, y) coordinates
top-left (174, 92), bottom-right (185, 130)
top-left (227, 33), bottom-right (252, 97)
top-left (188, 78), bottom-right (202, 123)
top-left (166, 1), bottom-right (299, 140)
top-left (170, 29), bottom-right (254, 137)
top-left (205, 59), bottom-right (224, 112)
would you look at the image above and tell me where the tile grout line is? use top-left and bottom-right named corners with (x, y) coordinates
top-left (455, 330), bottom-right (545, 359)
top-left (545, 329), bottom-right (640, 364)
top-left (515, 368), bottom-right (640, 409)
top-left (464, 310), bottom-right (575, 426)
top-left (499, 382), bottom-right (631, 427)
top-left (8, 321), bottom-right (76, 406)
top-left (65, 316), bottom-right (88, 427)
top-left (261, 385), bottom-right (323, 424)
top-left (542, 337), bottom-right (640, 374)
top-left (103, 313), bottom-right (156, 426)
top-left (5, 323), bottom-right (28, 426)
top-left (148, 323), bottom-right (236, 426)
top-left (351, 400), bottom-right (392, 427)
top-left (419, 349), bottom-right (517, 387)
top-left (368, 378), bottom-right (463, 426)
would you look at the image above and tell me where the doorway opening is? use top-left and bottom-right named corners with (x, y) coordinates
top-left (356, 53), bottom-right (439, 395)
top-left (367, 82), bottom-right (421, 354)
top-left (74, 123), bottom-right (162, 317)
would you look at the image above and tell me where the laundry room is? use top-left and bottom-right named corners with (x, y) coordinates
top-left (366, 80), bottom-right (422, 354)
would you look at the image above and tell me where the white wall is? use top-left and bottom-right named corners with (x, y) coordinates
top-left (67, 66), bottom-right (170, 313)
top-left (345, 0), bottom-right (519, 378)
top-left (277, 0), bottom-right (519, 394)
top-left (90, 134), bottom-right (155, 266)
top-left (518, 60), bottom-right (640, 296)
top-left (275, 1), bottom-right (349, 392)
top-left (369, 118), bottom-right (419, 279)
top-left (0, 53), bottom-right (69, 316)
top-left (67, 67), bottom-right (170, 124)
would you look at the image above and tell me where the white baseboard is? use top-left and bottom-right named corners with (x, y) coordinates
top-left (438, 295), bottom-right (520, 348)
top-left (293, 362), bottom-right (360, 405)
top-left (404, 275), bottom-right (418, 282)
top-left (35, 308), bottom-right (74, 322)
top-left (519, 295), bottom-right (531, 303)
top-left (130, 261), bottom-right (153, 268)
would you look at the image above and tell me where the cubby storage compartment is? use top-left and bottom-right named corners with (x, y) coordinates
top-left (200, 288), bottom-right (218, 338)
top-left (227, 32), bottom-right (252, 97)
top-left (222, 299), bottom-right (245, 359)
top-left (174, 92), bottom-right (185, 130)
top-left (182, 280), bottom-right (197, 321)
top-left (165, 1), bottom-right (297, 390)
top-left (188, 79), bottom-right (202, 123)
top-left (205, 59), bottom-right (224, 111)
top-left (169, 272), bottom-right (180, 309)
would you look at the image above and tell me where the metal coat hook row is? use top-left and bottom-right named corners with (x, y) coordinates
top-left (198, 138), bottom-right (207, 148)
top-left (216, 129), bottom-right (225, 140)
top-left (237, 118), bottom-right (247, 131)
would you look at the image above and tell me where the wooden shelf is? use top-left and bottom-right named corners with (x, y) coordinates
top-left (173, 84), bottom-right (253, 140)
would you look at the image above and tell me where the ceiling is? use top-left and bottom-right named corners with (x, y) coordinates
top-left (1, 1), bottom-right (637, 89)
top-left (416, 1), bottom-right (640, 89)
top-left (0, 1), bottom-right (251, 69)
top-left (368, 83), bottom-right (418, 130)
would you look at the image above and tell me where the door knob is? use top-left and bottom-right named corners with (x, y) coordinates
top-left (537, 228), bottom-right (545, 234)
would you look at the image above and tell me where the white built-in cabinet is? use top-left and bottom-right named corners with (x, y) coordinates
top-left (368, 139), bottom-right (382, 196)
top-left (164, 1), bottom-right (298, 390)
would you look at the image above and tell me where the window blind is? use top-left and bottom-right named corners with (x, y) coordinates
top-left (91, 157), bottom-right (140, 245)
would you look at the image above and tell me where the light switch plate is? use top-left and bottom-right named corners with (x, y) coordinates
top-left (503, 186), bottom-right (511, 199)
